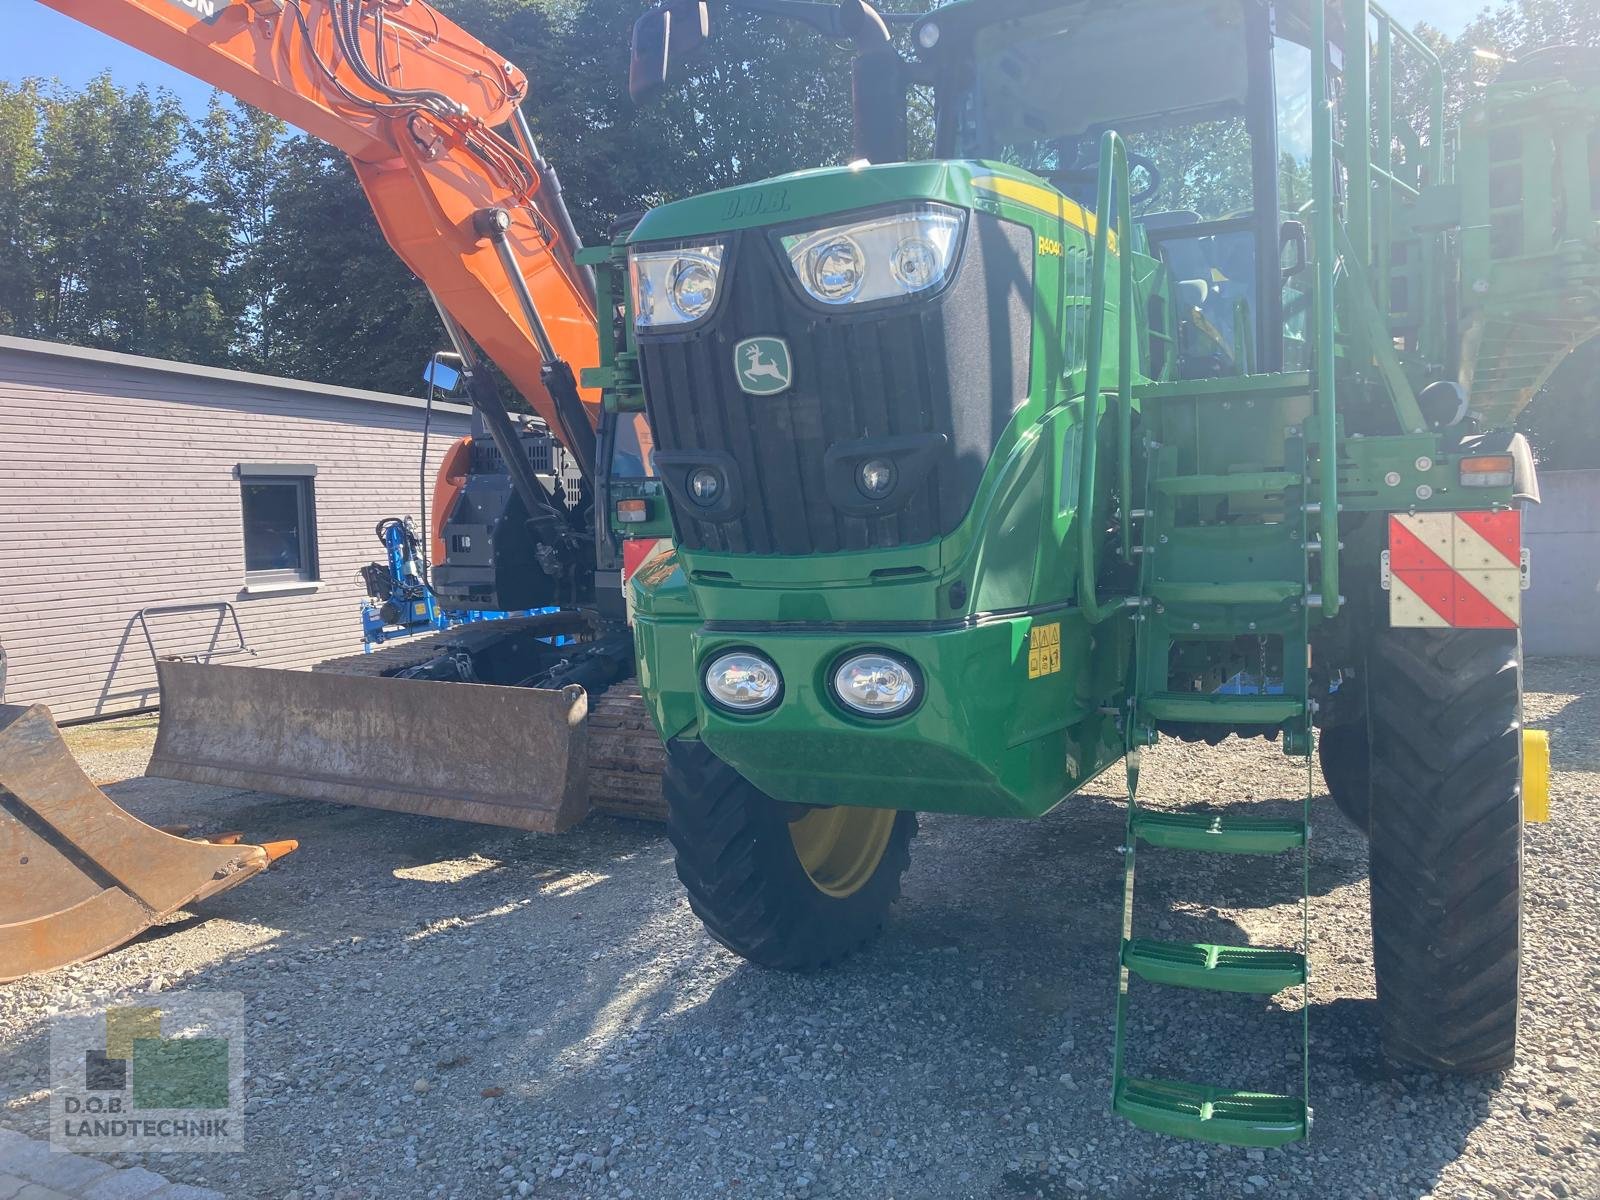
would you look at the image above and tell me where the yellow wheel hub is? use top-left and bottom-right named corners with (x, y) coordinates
top-left (787, 806), bottom-right (896, 899)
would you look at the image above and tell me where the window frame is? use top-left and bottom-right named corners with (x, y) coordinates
top-left (237, 464), bottom-right (320, 586)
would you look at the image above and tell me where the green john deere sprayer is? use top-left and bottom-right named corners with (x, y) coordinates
top-left (575, 0), bottom-right (1600, 1146)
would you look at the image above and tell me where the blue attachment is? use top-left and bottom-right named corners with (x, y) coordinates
top-left (361, 518), bottom-right (442, 649)
top-left (360, 517), bottom-right (559, 651)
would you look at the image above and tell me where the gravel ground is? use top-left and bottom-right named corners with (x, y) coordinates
top-left (3, 658), bottom-right (1597, 1200)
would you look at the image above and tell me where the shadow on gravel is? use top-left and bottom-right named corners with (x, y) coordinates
top-left (15, 701), bottom-right (1570, 1200)
top-left (1525, 660), bottom-right (1600, 773)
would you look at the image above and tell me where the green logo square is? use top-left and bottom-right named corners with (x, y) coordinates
top-left (733, 336), bottom-right (793, 395)
top-left (131, 1037), bottom-right (230, 1110)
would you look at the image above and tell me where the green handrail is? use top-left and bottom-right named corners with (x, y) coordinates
top-left (1076, 129), bottom-right (1136, 622)
top-left (1312, 0), bottom-right (1341, 617)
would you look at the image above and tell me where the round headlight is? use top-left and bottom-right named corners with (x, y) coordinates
top-left (704, 651), bottom-right (782, 713)
top-left (668, 256), bottom-right (719, 321)
top-left (832, 652), bottom-right (919, 717)
top-left (688, 467), bottom-right (722, 505)
top-left (916, 20), bottom-right (941, 49)
top-left (857, 458), bottom-right (897, 499)
top-left (890, 237), bottom-right (940, 291)
top-left (805, 236), bottom-right (865, 303)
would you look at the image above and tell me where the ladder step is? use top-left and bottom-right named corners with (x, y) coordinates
top-left (1132, 807), bottom-right (1307, 855)
top-left (1143, 692), bottom-right (1304, 723)
top-left (1113, 1077), bottom-right (1307, 1148)
top-left (1149, 581), bottom-right (1303, 606)
top-left (1152, 471), bottom-right (1301, 497)
top-left (1122, 939), bottom-right (1307, 994)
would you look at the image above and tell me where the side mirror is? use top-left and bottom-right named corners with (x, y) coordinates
top-left (629, 0), bottom-right (710, 105)
top-left (422, 354), bottom-right (462, 393)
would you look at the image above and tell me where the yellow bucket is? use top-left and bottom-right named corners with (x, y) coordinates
top-left (1523, 729), bottom-right (1550, 823)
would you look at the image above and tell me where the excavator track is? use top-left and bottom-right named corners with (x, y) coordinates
top-left (587, 683), bottom-right (669, 822)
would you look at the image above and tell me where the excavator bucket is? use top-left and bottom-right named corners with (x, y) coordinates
top-left (147, 660), bottom-right (591, 833)
top-left (0, 703), bottom-right (295, 983)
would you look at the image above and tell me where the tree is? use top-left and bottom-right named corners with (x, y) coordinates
top-left (0, 74), bottom-right (232, 360)
top-left (252, 138), bottom-right (442, 396)
top-left (191, 97), bottom-right (287, 370)
top-left (436, 0), bottom-right (858, 241)
top-left (0, 81), bottom-right (42, 338)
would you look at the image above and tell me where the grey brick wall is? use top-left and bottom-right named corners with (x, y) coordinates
top-left (0, 337), bottom-right (472, 721)
top-left (1524, 469), bottom-right (1600, 658)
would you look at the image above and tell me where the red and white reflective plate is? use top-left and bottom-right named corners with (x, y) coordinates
top-left (1385, 511), bottom-right (1523, 629)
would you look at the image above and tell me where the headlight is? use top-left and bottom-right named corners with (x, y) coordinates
top-left (832, 652), bottom-right (919, 718)
top-left (802, 235), bottom-right (866, 303)
top-left (631, 243), bottom-right (724, 328)
top-left (688, 466), bottom-right (723, 505)
top-left (780, 205), bottom-right (965, 307)
top-left (703, 651), bottom-right (782, 713)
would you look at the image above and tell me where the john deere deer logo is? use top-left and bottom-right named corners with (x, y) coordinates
top-left (733, 336), bottom-right (792, 396)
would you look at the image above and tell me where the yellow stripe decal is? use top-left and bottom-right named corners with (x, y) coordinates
top-left (970, 176), bottom-right (1117, 252)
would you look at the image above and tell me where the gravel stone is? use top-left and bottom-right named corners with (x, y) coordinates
top-left (1, 658), bottom-right (1596, 1198)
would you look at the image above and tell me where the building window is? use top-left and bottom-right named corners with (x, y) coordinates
top-left (238, 464), bottom-right (318, 583)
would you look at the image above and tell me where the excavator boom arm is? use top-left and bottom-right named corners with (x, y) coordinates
top-left (40, 0), bottom-right (600, 453)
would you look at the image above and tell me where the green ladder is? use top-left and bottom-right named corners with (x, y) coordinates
top-left (1109, 392), bottom-right (1316, 1147)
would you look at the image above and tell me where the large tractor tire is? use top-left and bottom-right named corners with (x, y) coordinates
top-left (1366, 627), bottom-right (1522, 1073)
top-left (664, 739), bottom-right (916, 970)
top-left (1318, 719), bottom-right (1371, 833)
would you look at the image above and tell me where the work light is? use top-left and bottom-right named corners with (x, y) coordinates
top-left (703, 651), bottom-right (783, 714)
top-left (832, 652), bottom-right (920, 717)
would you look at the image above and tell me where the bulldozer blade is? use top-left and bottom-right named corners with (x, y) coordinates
top-left (0, 703), bottom-right (286, 983)
top-left (148, 660), bottom-right (591, 833)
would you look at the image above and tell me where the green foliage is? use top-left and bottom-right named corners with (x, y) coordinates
top-left (0, 0), bottom-right (1595, 466)
top-left (191, 97), bottom-right (286, 367)
top-left (0, 0), bottom-right (870, 392)
top-left (434, 0), bottom-right (858, 243)
top-left (0, 81), bottom-right (42, 338)
top-left (0, 75), bottom-right (439, 391)
top-left (0, 75), bottom-right (232, 360)
top-left (251, 139), bottom-right (442, 396)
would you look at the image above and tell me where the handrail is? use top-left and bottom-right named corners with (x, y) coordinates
top-left (1076, 129), bottom-right (1136, 623)
top-left (1312, 0), bottom-right (1342, 618)
top-left (1371, 0), bottom-right (1446, 184)
top-left (136, 602), bottom-right (257, 667)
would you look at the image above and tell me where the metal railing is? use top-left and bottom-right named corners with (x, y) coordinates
top-left (136, 603), bottom-right (256, 666)
top-left (1310, 0), bottom-right (1343, 618)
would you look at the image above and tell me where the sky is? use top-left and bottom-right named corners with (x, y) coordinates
top-left (4, 0), bottom-right (1496, 117)
top-left (5, 6), bottom-right (219, 113)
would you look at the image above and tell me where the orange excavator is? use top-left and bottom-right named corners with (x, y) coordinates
top-left (1, 0), bottom-right (660, 982)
